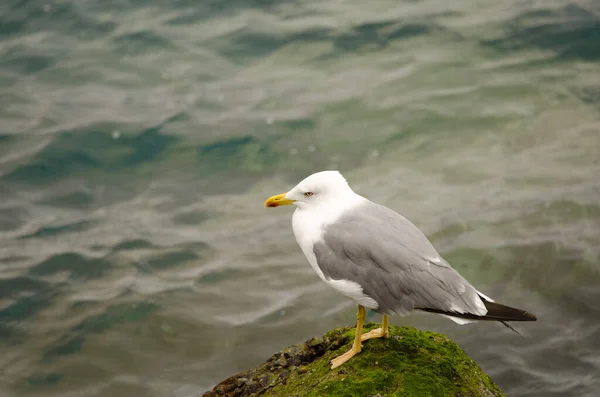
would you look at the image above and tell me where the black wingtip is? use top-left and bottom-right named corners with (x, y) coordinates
top-left (483, 301), bottom-right (537, 322)
top-left (417, 300), bottom-right (537, 329)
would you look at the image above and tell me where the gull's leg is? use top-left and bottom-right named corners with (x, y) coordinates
top-left (330, 305), bottom-right (365, 369)
top-left (360, 314), bottom-right (389, 341)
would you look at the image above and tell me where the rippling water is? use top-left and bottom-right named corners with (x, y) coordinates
top-left (1, 0), bottom-right (600, 396)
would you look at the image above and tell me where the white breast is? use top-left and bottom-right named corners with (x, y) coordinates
top-left (292, 208), bottom-right (328, 281)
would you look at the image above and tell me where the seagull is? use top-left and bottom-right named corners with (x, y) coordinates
top-left (264, 170), bottom-right (537, 369)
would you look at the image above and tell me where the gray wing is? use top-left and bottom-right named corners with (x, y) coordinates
top-left (313, 201), bottom-right (486, 316)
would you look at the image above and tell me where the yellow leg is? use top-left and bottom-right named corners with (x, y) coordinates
top-left (330, 305), bottom-right (365, 369)
top-left (360, 314), bottom-right (389, 341)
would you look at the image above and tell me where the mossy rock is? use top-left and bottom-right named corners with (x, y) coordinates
top-left (203, 324), bottom-right (505, 397)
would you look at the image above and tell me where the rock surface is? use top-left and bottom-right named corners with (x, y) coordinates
top-left (203, 324), bottom-right (505, 397)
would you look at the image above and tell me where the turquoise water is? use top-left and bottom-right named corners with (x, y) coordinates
top-left (1, 0), bottom-right (600, 396)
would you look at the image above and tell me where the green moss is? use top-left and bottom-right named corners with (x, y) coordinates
top-left (204, 324), bottom-right (505, 397)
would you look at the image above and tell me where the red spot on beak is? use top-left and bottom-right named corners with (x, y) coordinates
top-left (264, 193), bottom-right (293, 208)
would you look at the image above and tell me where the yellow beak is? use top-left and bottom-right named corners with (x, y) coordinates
top-left (264, 193), bottom-right (296, 208)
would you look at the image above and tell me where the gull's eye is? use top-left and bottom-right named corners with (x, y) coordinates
top-left (304, 192), bottom-right (314, 197)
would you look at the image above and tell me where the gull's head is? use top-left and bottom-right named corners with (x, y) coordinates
top-left (264, 170), bottom-right (355, 209)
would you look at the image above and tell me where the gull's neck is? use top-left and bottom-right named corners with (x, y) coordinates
top-left (292, 191), bottom-right (364, 244)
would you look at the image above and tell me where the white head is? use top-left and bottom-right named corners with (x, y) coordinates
top-left (264, 170), bottom-right (356, 210)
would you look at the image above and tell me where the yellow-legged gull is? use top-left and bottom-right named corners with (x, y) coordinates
top-left (265, 170), bottom-right (537, 369)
